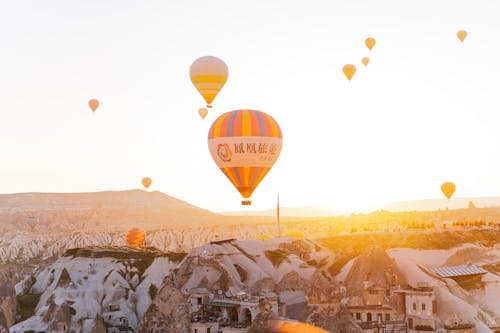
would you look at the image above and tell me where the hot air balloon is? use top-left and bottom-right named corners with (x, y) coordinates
top-left (208, 109), bottom-right (282, 205)
top-left (190, 56), bottom-right (228, 108)
top-left (362, 57), bottom-right (370, 66)
top-left (88, 99), bottom-right (99, 112)
top-left (441, 182), bottom-right (456, 199)
top-left (126, 228), bottom-right (146, 247)
top-left (198, 107), bottom-right (208, 120)
top-left (257, 234), bottom-right (274, 240)
top-left (365, 37), bottom-right (376, 50)
top-left (270, 320), bottom-right (330, 333)
top-left (284, 230), bottom-right (304, 239)
top-left (343, 64), bottom-right (356, 81)
top-left (457, 30), bottom-right (467, 43)
top-left (142, 177), bottom-right (152, 190)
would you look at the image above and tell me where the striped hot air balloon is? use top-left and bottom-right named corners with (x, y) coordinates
top-left (125, 228), bottom-right (146, 247)
top-left (208, 109), bottom-right (282, 205)
top-left (190, 56), bottom-right (228, 108)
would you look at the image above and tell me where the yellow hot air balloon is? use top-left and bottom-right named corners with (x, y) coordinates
top-left (362, 57), bottom-right (370, 66)
top-left (258, 234), bottom-right (274, 240)
top-left (343, 64), bottom-right (356, 81)
top-left (457, 30), bottom-right (467, 43)
top-left (441, 182), bottom-right (456, 199)
top-left (284, 230), bottom-right (304, 239)
top-left (198, 107), bottom-right (208, 120)
top-left (365, 37), bottom-right (376, 50)
top-left (126, 228), bottom-right (146, 247)
top-left (88, 99), bottom-right (99, 112)
top-left (190, 56), bottom-right (228, 108)
top-left (142, 177), bottom-right (152, 190)
top-left (208, 110), bottom-right (282, 205)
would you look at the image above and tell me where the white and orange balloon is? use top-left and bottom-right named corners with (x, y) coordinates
top-left (190, 56), bottom-right (228, 109)
top-left (208, 109), bottom-right (282, 205)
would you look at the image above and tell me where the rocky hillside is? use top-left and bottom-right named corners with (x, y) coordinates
top-left (0, 190), bottom-right (305, 263)
top-left (175, 238), bottom-right (335, 298)
top-left (9, 246), bottom-right (184, 333)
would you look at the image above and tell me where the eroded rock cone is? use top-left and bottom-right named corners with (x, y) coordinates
top-left (136, 278), bottom-right (191, 333)
top-left (248, 299), bottom-right (279, 333)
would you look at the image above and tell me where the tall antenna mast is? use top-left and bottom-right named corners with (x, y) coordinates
top-left (277, 192), bottom-right (281, 238)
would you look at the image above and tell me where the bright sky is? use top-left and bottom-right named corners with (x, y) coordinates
top-left (1, 0), bottom-right (499, 213)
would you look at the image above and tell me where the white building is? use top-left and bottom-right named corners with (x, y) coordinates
top-left (398, 282), bottom-right (437, 331)
top-left (191, 321), bottom-right (219, 333)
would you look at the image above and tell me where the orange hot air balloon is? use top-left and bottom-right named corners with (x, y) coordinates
top-left (457, 30), bottom-right (467, 42)
top-left (441, 182), bottom-right (456, 199)
top-left (365, 37), bottom-right (376, 50)
top-left (343, 64), bottom-right (356, 81)
top-left (208, 110), bottom-right (282, 205)
top-left (198, 107), bottom-right (208, 120)
top-left (142, 177), bottom-right (152, 190)
top-left (190, 56), bottom-right (228, 108)
top-left (88, 99), bottom-right (99, 112)
top-left (126, 228), bottom-right (146, 247)
top-left (270, 320), bottom-right (330, 333)
top-left (362, 57), bottom-right (370, 66)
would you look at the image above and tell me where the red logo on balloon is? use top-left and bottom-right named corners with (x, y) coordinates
top-left (217, 144), bottom-right (232, 162)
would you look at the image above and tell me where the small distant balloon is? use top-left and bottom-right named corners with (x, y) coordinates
top-left (365, 37), bottom-right (376, 50)
top-left (142, 177), bottom-right (152, 190)
top-left (88, 99), bottom-right (99, 112)
top-left (126, 228), bottom-right (146, 247)
top-left (457, 30), bottom-right (467, 43)
top-left (258, 234), bottom-right (274, 240)
top-left (343, 64), bottom-right (356, 81)
top-left (198, 108), bottom-right (208, 119)
top-left (284, 230), bottom-right (304, 239)
top-left (362, 57), bottom-right (370, 66)
top-left (441, 182), bottom-right (456, 199)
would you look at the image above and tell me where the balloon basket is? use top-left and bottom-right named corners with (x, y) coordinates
top-left (207, 105), bottom-right (213, 108)
top-left (241, 200), bottom-right (252, 206)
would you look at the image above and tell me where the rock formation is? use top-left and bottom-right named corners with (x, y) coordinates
top-left (248, 299), bottom-right (279, 333)
top-left (344, 245), bottom-right (406, 295)
top-left (136, 278), bottom-right (191, 333)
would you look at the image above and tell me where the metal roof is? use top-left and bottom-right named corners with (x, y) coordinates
top-left (205, 301), bottom-right (238, 307)
top-left (429, 264), bottom-right (487, 278)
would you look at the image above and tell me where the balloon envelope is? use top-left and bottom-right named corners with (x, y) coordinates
top-left (343, 64), bottom-right (356, 81)
top-left (199, 108), bottom-right (208, 119)
top-left (126, 228), bottom-right (146, 247)
top-left (285, 230), bottom-right (304, 239)
top-left (457, 30), bottom-right (467, 42)
top-left (190, 56), bottom-right (228, 107)
top-left (441, 182), bottom-right (456, 199)
top-left (142, 177), bottom-right (152, 189)
top-left (362, 57), bottom-right (370, 66)
top-left (257, 234), bottom-right (274, 240)
top-left (270, 321), bottom-right (330, 333)
top-left (365, 37), bottom-right (376, 50)
top-left (208, 110), bottom-right (282, 204)
top-left (88, 99), bottom-right (99, 112)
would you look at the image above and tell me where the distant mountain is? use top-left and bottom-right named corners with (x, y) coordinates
top-left (379, 197), bottom-right (500, 212)
top-left (222, 206), bottom-right (340, 217)
top-left (0, 190), bottom-right (300, 263)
